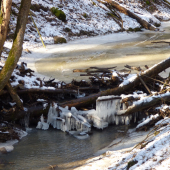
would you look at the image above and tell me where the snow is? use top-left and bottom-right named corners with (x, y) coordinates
top-left (0, 128), bottom-right (27, 153)
top-left (74, 116), bottom-right (170, 170)
top-left (119, 74), bottom-right (137, 87)
top-left (136, 114), bottom-right (159, 129)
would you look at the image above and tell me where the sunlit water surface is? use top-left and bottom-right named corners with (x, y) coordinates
top-left (36, 27), bottom-right (170, 83)
top-left (2, 126), bottom-right (128, 170)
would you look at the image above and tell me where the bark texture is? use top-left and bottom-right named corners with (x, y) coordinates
top-left (0, 0), bottom-right (32, 93)
top-left (0, 0), bottom-right (12, 56)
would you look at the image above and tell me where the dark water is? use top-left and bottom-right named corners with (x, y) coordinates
top-left (1, 125), bottom-right (128, 170)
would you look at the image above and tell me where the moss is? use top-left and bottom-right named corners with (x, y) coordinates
top-left (154, 131), bottom-right (160, 136)
top-left (163, 0), bottom-right (170, 5)
top-left (92, 1), bottom-right (96, 5)
top-left (82, 13), bottom-right (88, 18)
top-left (53, 36), bottom-right (67, 44)
top-left (51, 7), bottom-right (66, 22)
top-left (146, 0), bottom-right (151, 5)
top-left (0, 10), bottom-right (3, 25)
top-left (154, 23), bottom-right (161, 27)
top-left (107, 12), bottom-right (116, 18)
top-left (128, 27), bottom-right (141, 32)
top-left (127, 160), bottom-right (138, 170)
top-left (64, 27), bottom-right (71, 32)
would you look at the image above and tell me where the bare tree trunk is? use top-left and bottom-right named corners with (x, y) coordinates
top-left (0, 0), bottom-right (12, 56)
top-left (60, 57), bottom-right (170, 109)
top-left (0, 0), bottom-right (32, 93)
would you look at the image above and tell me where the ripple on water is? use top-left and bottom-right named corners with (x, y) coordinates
top-left (2, 125), bottom-right (128, 170)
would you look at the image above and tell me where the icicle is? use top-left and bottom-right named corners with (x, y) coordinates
top-left (36, 114), bottom-right (49, 130)
top-left (24, 112), bottom-right (30, 129)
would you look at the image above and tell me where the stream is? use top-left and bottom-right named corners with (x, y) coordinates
top-left (35, 24), bottom-right (170, 83)
top-left (2, 126), bottom-right (128, 170)
top-left (2, 22), bottom-right (170, 170)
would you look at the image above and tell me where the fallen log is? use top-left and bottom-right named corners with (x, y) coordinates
top-left (136, 115), bottom-right (162, 131)
top-left (60, 57), bottom-right (170, 109)
top-left (151, 41), bottom-right (170, 45)
top-left (2, 104), bottom-right (50, 122)
top-left (105, 0), bottom-right (156, 30)
top-left (117, 93), bottom-right (170, 116)
top-left (0, 88), bottom-right (77, 95)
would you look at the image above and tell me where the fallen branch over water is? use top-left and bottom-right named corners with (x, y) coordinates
top-left (60, 57), bottom-right (170, 109)
top-left (117, 93), bottom-right (170, 116)
top-left (0, 88), bottom-right (77, 95)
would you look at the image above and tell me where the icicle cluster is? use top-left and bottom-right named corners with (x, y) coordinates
top-left (37, 95), bottom-right (141, 132)
top-left (37, 103), bottom-right (91, 133)
top-left (89, 95), bottom-right (140, 129)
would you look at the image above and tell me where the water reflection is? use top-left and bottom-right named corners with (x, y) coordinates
top-left (2, 125), bottom-right (127, 170)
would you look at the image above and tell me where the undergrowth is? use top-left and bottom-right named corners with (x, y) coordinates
top-left (51, 7), bottom-right (66, 22)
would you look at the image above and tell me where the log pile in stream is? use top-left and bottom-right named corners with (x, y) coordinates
top-left (1, 55), bottom-right (170, 138)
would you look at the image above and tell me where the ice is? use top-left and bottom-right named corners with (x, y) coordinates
top-left (37, 94), bottom-right (141, 132)
top-left (37, 104), bottom-right (91, 132)
top-left (36, 114), bottom-right (49, 130)
top-left (94, 95), bottom-right (135, 128)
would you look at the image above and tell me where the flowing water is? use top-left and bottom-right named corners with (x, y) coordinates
top-left (36, 26), bottom-right (170, 83)
top-left (2, 126), bottom-right (128, 170)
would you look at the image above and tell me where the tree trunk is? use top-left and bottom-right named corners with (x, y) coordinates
top-left (0, 0), bottom-right (32, 92)
top-left (105, 0), bottom-right (156, 30)
top-left (0, 0), bottom-right (12, 56)
top-left (60, 57), bottom-right (170, 109)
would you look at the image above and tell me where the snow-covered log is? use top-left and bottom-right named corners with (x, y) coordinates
top-left (117, 92), bottom-right (170, 116)
top-left (61, 57), bottom-right (170, 109)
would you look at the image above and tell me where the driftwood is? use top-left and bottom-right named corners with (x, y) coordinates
top-left (105, 0), bottom-right (156, 30)
top-left (73, 66), bottom-right (116, 73)
top-left (0, 88), bottom-right (77, 95)
top-left (151, 41), bottom-right (170, 45)
top-left (60, 57), bottom-right (170, 109)
top-left (2, 104), bottom-right (50, 122)
top-left (117, 94), bottom-right (170, 116)
top-left (124, 64), bottom-right (143, 72)
top-left (136, 115), bottom-right (162, 131)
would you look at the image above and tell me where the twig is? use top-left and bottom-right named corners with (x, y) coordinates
top-left (131, 118), bottom-right (168, 151)
top-left (137, 74), bottom-right (152, 95)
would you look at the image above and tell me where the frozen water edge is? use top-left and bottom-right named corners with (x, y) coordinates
top-left (0, 128), bottom-right (27, 153)
top-left (20, 32), bottom-right (140, 80)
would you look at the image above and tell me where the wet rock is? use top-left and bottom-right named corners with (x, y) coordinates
top-left (0, 147), bottom-right (7, 154)
top-left (53, 36), bottom-right (67, 44)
